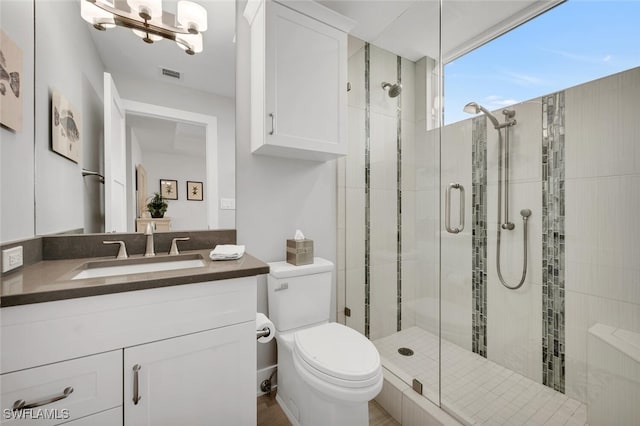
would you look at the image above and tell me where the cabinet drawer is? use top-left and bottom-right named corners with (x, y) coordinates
top-left (2, 276), bottom-right (257, 373)
top-left (1, 351), bottom-right (122, 425)
top-left (61, 407), bottom-right (121, 426)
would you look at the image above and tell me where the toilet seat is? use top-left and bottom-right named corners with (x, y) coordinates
top-left (293, 323), bottom-right (381, 389)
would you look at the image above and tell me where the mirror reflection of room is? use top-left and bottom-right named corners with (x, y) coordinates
top-left (30, 0), bottom-right (235, 236)
top-left (128, 114), bottom-right (207, 232)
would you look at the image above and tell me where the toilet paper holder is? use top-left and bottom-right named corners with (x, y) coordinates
top-left (256, 328), bottom-right (271, 340)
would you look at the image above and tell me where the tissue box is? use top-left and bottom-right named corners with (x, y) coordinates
top-left (286, 239), bottom-right (313, 265)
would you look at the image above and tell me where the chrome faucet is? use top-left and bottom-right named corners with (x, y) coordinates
top-left (144, 223), bottom-right (155, 257)
top-left (169, 237), bottom-right (190, 255)
top-left (103, 240), bottom-right (128, 259)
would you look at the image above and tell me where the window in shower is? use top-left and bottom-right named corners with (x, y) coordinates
top-left (444, 0), bottom-right (640, 125)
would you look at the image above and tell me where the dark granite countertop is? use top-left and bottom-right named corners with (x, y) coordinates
top-left (0, 249), bottom-right (269, 307)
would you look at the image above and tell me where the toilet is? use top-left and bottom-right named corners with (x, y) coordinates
top-left (267, 258), bottom-right (383, 426)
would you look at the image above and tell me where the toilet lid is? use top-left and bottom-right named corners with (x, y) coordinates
top-left (294, 323), bottom-right (380, 382)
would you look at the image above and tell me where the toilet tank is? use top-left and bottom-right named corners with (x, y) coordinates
top-left (267, 257), bottom-right (334, 332)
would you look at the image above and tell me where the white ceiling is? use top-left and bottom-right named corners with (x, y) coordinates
top-left (87, 0), bottom-right (236, 98)
top-left (318, 0), bottom-right (563, 63)
top-left (128, 114), bottom-right (206, 157)
top-left (84, 0), bottom-right (562, 97)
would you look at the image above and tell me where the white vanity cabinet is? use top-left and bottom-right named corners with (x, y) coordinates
top-left (245, 0), bottom-right (354, 161)
top-left (0, 277), bottom-right (258, 426)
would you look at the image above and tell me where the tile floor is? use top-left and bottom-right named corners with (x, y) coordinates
top-left (374, 327), bottom-right (587, 425)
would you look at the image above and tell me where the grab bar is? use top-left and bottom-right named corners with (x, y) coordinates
top-left (445, 183), bottom-right (465, 234)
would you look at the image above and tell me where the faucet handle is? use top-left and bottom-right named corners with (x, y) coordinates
top-left (169, 237), bottom-right (190, 255)
top-left (103, 240), bottom-right (128, 259)
top-left (145, 222), bottom-right (155, 235)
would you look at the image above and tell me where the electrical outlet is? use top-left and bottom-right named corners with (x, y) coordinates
top-left (2, 246), bottom-right (23, 273)
top-left (220, 198), bottom-right (236, 210)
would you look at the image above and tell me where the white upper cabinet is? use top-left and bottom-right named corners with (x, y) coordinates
top-left (245, 0), bottom-right (354, 161)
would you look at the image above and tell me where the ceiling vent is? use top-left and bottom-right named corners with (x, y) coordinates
top-left (161, 68), bottom-right (181, 80)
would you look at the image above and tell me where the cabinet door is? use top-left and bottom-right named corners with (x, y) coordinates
top-left (265, 1), bottom-right (347, 157)
top-left (123, 323), bottom-right (256, 426)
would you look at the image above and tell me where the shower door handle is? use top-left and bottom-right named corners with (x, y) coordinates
top-left (445, 183), bottom-right (465, 234)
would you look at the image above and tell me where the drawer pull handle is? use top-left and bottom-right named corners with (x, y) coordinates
top-left (13, 387), bottom-right (74, 411)
top-left (133, 364), bottom-right (142, 405)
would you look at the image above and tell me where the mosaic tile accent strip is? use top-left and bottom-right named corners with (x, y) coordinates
top-left (471, 116), bottom-right (488, 358)
top-left (396, 55), bottom-right (402, 332)
top-left (541, 91), bottom-right (566, 393)
top-left (364, 43), bottom-right (371, 338)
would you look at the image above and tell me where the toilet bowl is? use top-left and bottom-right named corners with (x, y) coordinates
top-left (267, 259), bottom-right (383, 426)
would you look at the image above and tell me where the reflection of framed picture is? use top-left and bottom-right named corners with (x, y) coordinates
top-left (0, 30), bottom-right (23, 131)
top-left (160, 179), bottom-right (178, 200)
top-left (187, 181), bottom-right (203, 201)
top-left (51, 90), bottom-right (81, 163)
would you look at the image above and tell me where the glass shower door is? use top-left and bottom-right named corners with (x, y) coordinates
top-left (337, 0), bottom-right (443, 413)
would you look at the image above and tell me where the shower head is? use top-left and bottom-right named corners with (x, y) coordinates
top-left (382, 82), bottom-right (402, 98)
top-left (463, 102), bottom-right (481, 114)
top-left (463, 101), bottom-right (500, 129)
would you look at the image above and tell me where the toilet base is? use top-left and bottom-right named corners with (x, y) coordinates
top-left (276, 389), bottom-right (369, 426)
top-left (276, 394), bottom-right (301, 426)
top-left (275, 333), bottom-right (372, 426)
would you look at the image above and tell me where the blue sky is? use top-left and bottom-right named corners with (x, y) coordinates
top-left (444, 0), bottom-right (640, 124)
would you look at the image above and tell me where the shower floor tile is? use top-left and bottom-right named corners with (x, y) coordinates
top-left (373, 327), bottom-right (587, 426)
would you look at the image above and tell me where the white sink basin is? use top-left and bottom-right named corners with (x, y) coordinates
top-left (71, 254), bottom-right (206, 280)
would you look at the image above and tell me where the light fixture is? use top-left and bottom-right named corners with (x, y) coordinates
top-left (80, 0), bottom-right (208, 55)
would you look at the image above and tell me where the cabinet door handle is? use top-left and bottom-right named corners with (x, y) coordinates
top-left (12, 387), bottom-right (74, 411)
top-left (133, 364), bottom-right (142, 405)
top-left (269, 113), bottom-right (276, 135)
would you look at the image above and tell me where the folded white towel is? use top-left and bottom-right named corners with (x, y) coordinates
top-left (209, 244), bottom-right (246, 260)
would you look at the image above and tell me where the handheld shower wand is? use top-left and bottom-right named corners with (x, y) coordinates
top-left (464, 102), bottom-right (529, 290)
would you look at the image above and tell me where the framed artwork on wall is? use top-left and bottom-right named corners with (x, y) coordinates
top-left (51, 90), bottom-right (82, 163)
top-left (187, 181), bottom-right (203, 201)
top-left (160, 179), bottom-right (178, 200)
top-left (0, 30), bottom-right (23, 131)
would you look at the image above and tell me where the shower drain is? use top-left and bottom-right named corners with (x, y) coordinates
top-left (398, 347), bottom-right (414, 356)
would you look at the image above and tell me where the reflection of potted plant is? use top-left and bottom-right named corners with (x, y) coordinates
top-left (147, 192), bottom-right (168, 218)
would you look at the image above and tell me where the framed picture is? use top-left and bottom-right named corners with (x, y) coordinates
top-left (0, 30), bottom-right (23, 131)
top-left (51, 90), bottom-right (82, 163)
top-left (187, 181), bottom-right (203, 201)
top-left (160, 179), bottom-right (178, 200)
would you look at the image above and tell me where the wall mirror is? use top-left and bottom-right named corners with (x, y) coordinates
top-left (32, 0), bottom-right (236, 235)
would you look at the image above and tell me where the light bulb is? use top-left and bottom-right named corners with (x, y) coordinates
top-left (127, 0), bottom-right (162, 20)
top-left (132, 29), bottom-right (163, 43)
top-left (176, 33), bottom-right (203, 54)
top-left (177, 1), bottom-right (208, 33)
top-left (81, 0), bottom-right (115, 29)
